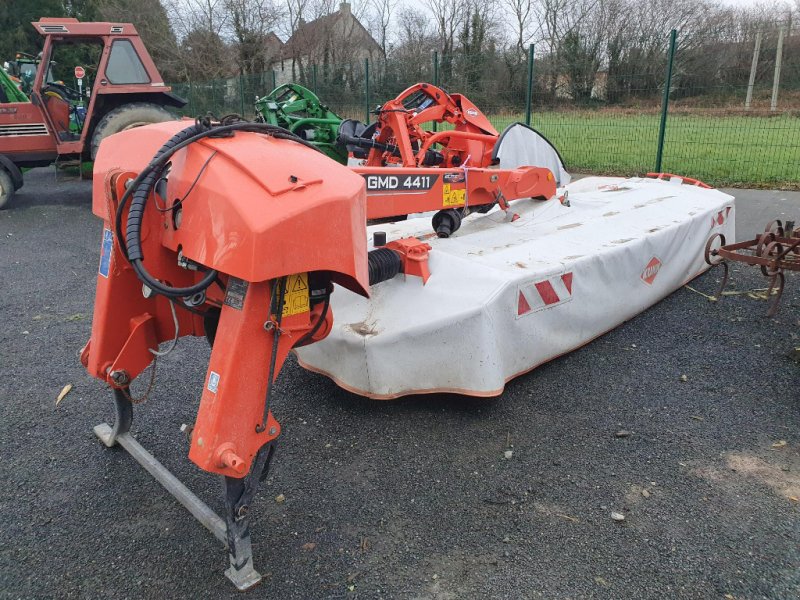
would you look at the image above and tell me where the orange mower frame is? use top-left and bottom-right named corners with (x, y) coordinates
top-left (339, 83), bottom-right (557, 235)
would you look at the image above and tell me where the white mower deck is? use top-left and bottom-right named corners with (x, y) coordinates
top-left (297, 176), bottom-right (735, 398)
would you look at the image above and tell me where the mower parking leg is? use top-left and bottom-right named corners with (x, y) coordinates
top-left (93, 389), bottom-right (276, 591)
top-left (93, 388), bottom-right (132, 448)
top-left (221, 442), bottom-right (276, 590)
top-left (222, 476), bottom-right (262, 590)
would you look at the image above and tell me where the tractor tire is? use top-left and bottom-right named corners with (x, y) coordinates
top-left (90, 102), bottom-right (176, 160)
top-left (0, 168), bottom-right (14, 210)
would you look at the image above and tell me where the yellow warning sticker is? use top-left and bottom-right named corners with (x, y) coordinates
top-left (442, 183), bottom-right (466, 207)
top-left (282, 272), bottom-right (310, 317)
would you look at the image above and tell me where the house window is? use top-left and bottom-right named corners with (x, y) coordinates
top-left (106, 40), bottom-right (150, 84)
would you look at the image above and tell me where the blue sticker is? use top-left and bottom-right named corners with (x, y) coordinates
top-left (207, 371), bottom-right (220, 393)
top-left (99, 228), bottom-right (113, 278)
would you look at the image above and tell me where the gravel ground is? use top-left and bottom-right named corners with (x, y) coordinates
top-left (0, 169), bottom-right (798, 600)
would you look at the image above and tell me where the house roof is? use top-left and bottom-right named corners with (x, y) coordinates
top-left (264, 31), bottom-right (284, 56)
top-left (283, 3), bottom-right (381, 57)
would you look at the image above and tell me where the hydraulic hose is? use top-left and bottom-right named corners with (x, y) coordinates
top-left (339, 134), bottom-right (443, 166)
top-left (115, 119), bottom-right (319, 299)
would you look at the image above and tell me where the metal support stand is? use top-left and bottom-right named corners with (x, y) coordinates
top-left (222, 442), bottom-right (274, 590)
top-left (93, 389), bottom-right (274, 591)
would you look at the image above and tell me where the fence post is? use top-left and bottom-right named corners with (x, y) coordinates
top-left (433, 51), bottom-right (439, 132)
top-left (771, 27), bottom-right (786, 112)
top-left (525, 44), bottom-right (535, 126)
top-left (271, 70), bottom-right (277, 90)
top-left (312, 64), bottom-right (318, 93)
top-left (239, 75), bottom-right (245, 116)
top-left (655, 29), bottom-right (677, 173)
top-left (364, 58), bottom-right (371, 123)
top-left (745, 31), bottom-right (762, 109)
top-left (211, 79), bottom-right (217, 116)
top-left (188, 80), bottom-right (194, 116)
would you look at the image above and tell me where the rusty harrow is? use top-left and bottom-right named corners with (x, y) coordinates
top-left (704, 220), bottom-right (799, 317)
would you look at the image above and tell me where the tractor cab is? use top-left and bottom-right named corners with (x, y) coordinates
top-left (0, 18), bottom-right (186, 209)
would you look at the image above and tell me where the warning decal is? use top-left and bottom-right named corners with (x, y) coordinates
top-left (710, 206), bottom-right (732, 229)
top-left (442, 183), bottom-right (466, 207)
top-left (282, 272), bottom-right (310, 317)
top-left (517, 272), bottom-right (573, 318)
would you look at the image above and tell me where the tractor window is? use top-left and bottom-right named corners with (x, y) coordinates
top-left (106, 40), bottom-right (150, 84)
top-left (48, 41), bottom-right (102, 84)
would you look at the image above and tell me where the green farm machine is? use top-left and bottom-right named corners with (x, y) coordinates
top-left (255, 83), bottom-right (347, 163)
top-left (0, 67), bottom-right (28, 103)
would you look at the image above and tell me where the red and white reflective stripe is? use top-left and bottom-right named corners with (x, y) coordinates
top-left (517, 272), bottom-right (573, 317)
top-left (710, 206), bottom-right (732, 228)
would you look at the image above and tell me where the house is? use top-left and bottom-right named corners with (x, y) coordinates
top-left (270, 3), bottom-right (382, 89)
top-left (263, 32), bottom-right (284, 66)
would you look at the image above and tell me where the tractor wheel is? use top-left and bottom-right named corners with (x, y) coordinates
top-left (91, 102), bottom-right (175, 160)
top-left (0, 168), bottom-right (14, 210)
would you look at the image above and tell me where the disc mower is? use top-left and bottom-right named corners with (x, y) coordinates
top-left (82, 79), bottom-right (563, 587)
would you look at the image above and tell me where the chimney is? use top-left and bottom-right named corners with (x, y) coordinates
top-left (339, 2), bottom-right (351, 15)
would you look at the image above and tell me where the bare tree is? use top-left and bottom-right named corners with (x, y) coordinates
top-left (504, 0), bottom-right (539, 58)
top-left (224, 0), bottom-right (283, 75)
top-left (387, 6), bottom-right (436, 85)
top-left (425, 0), bottom-right (466, 81)
top-left (163, 0), bottom-right (232, 79)
top-left (369, 0), bottom-right (398, 57)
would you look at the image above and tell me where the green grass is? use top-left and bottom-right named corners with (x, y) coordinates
top-left (512, 111), bottom-right (800, 189)
top-left (338, 106), bottom-right (800, 188)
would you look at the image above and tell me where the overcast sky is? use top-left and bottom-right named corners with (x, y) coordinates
top-left (717, 0), bottom-right (792, 6)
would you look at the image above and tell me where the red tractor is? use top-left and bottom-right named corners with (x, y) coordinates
top-left (0, 18), bottom-right (186, 208)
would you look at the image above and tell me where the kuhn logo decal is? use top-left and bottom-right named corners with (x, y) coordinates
top-left (641, 257), bottom-right (662, 285)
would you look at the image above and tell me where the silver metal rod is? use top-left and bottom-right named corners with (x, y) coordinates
top-left (94, 423), bottom-right (228, 545)
top-left (745, 31), bottom-right (762, 109)
top-left (771, 28), bottom-right (785, 112)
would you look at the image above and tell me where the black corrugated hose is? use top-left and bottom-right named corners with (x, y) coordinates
top-left (113, 117), bottom-right (319, 299)
top-left (368, 248), bottom-right (402, 285)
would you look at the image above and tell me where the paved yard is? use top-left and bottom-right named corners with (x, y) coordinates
top-left (0, 169), bottom-right (798, 599)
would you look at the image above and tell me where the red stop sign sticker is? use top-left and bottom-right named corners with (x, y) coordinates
top-left (74, 66), bottom-right (85, 79)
